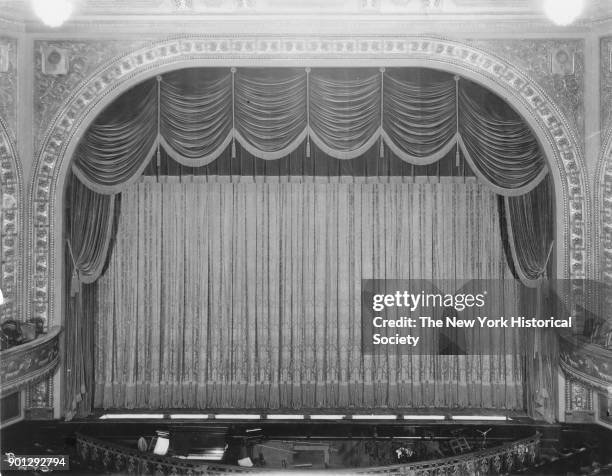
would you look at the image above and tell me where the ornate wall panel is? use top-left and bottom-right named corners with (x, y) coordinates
top-left (0, 36), bottom-right (17, 143)
top-left (564, 378), bottom-right (594, 423)
top-left (470, 39), bottom-right (585, 151)
top-left (34, 40), bottom-right (151, 155)
top-left (27, 38), bottom-right (588, 380)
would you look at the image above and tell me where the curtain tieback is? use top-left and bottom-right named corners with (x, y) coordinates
top-left (66, 239), bottom-right (81, 296)
top-left (70, 269), bottom-right (81, 297)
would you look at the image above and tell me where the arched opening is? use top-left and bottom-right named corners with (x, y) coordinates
top-left (27, 37), bottom-right (588, 422)
top-left (61, 65), bottom-right (557, 420)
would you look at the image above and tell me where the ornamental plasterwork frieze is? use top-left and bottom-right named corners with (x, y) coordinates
top-left (469, 39), bottom-right (585, 151)
top-left (0, 116), bottom-right (22, 322)
top-left (0, 36), bottom-right (20, 322)
top-left (34, 40), bottom-right (150, 154)
top-left (28, 36), bottom-right (588, 327)
top-left (0, 36), bottom-right (17, 144)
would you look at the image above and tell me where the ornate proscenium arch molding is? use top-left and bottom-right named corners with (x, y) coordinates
top-left (0, 116), bottom-right (23, 322)
top-left (28, 36), bottom-right (589, 327)
top-left (600, 127), bottom-right (612, 292)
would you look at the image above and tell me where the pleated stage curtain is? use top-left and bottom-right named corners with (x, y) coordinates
top-left (93, 177), bottom-right (523, 410)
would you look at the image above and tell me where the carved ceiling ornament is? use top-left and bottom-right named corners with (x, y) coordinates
top-left (0, 115), bottom-right (23, 322)
top-left (27, 36), bottom-right (588, 327)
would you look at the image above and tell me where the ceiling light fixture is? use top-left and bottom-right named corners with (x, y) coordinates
top-left (542, 0), bottom-right (584, 26)
top-left (32, 0), bottom-right (74, 28)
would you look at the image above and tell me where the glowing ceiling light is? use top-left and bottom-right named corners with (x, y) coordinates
top-left (32, 0), bottom-right (74, 28)
top-left (542, 0), bottom-right (584, 26)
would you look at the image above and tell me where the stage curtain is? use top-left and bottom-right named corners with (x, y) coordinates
top-left (235, 69), bottom-right (308, 158)
top-left (458, 84), bottom-right (547, 196)
top-left (160, 69), bottom-right (233, 166)
top-left (501, 175), bottom-right (554, 284)
top-left (64, 177), bottom-right (118, 419)
top-left (93, 177), bottom-right (523, 410)
top-left (382, 71), bottom-right (457, 163)
top-left (71, 67), bottom-right (548, 196)
top-left (498, 175), bottom-right (557, 421)
top-left (72, 80), bottom-right (159, 193)
top-left (308, 70), bottom-right (381, 158)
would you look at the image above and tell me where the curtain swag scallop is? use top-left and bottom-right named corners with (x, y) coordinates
top-left (72, 68), bottom-right (548, 197)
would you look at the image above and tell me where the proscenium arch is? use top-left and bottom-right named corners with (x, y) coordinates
top-left (27, 36), bottom-right (589, 414)
top-left (598, 126), bottom-right (612, 286)
top-left (0, 115), bottom-right (23, 322)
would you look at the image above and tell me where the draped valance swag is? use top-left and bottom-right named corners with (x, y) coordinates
top-left (72, 67), bottom-right (548, 196)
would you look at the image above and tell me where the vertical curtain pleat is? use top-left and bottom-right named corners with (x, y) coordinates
top-left (499, 175), bottom-right (557, 421)
top-left (94, 178), bottom-right (524, 410)
top-left (64, 177), bottom-right (118, 419)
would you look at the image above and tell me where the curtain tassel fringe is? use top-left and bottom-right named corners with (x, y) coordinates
top-left (379, 138), bottom-right (384, 158)
top-left (455, 144), bottom-right (461, 168)
top-left (231, 138), bottom-right (236, 159)
top-left (306, 138), bottom-right (311, 158)
top-left (70, 269), bottom-right (81, 297)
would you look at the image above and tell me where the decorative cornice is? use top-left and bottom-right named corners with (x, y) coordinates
top-left (0, 115), bottom-right (23, 322)
top-left (0, 327), bottom-right (61, 398)
top-left (27, 36), bottom-right (588, 336)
